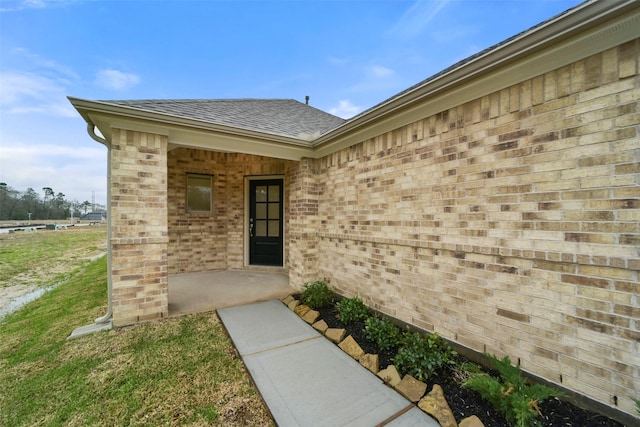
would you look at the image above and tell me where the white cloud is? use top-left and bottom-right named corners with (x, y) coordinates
top-left (13, 48), bottom-right (80, 80)
top-left (0, 71), bottom-right (76, 117)
top-left (0, 141), bottom-right (107, 203)
top-left (369, 65), bottom-right (394, 78)
top-left (94, 69), bottom-right (140, 90)
top-left (329, 100), bottom-right (361, 119)
top-left (387, 0), bottom-right (451, 38)
top-left (343, 63), bottom-right (399, 96)
top-left (0, 0), bottom-right (81, 12)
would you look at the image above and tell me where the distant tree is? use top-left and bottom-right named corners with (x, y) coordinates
top-left (1, 184), bottom-right (22, 220)
top-left (0, 183), bottom-right (90, 221)
top-left (0, 183), bottom-right (7, 220)
top-left (22, 188), bottom-right (41, 219)
top-left (81, 200), bottom-right (91, 215)
top-left (51, 192), bottom-right (68, 218)
top-left (42, 187), bottom-right (54, 219)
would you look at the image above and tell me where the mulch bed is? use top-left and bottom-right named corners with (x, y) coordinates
top-left (314, 304), bottom-right (625, 427)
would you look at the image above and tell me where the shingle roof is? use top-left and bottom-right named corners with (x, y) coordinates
top-left (103, 98), bottom-right (346, 141)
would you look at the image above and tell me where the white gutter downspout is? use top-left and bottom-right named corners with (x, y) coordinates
top-left (68, 123), bottom-right (113, 338)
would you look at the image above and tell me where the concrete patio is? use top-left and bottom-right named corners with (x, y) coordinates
top-left (168, 269), bottom-right (294, 316)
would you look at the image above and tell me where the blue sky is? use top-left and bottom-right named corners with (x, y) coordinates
top-left (0, 0), bottom-right (582, 206)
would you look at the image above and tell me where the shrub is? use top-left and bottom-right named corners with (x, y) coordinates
top-left (393, 331), bottom-right (457, 381)
top-left (462, 354), bottom-right (563, 427)
top-left (364, 316), bottom-right (402, 351)
top-left (301, 280), bottom-right (333, 309)
top-left (452, 361), bottom-right (483, 384)
top-left (336, 296), bottom-right (370, 325)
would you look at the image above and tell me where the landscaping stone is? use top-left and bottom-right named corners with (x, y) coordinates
top-left (281, 295), bottom-right (294, 305)
top-left (359, 353), bottom-right (379, 374)
top-left (287, 300), bottom-right (299, 311)
top-left (302, 309), bottom-right (320, 324)
top-left (325, 328), bottom-right (346, 344)
top-left (312, 319), bottom-right (328, 334)
top-left (377, 365), bottom-right (401, 387)
top-left (294, 304), bottom-right (311, 317)
top-left (395, 375), bottom-right (427, 403)
top-left (460, 415), bottom-right (484, 427)
top-left (418, 384), bottom-right (457, 427)
top-left (338, 335), bottom-right (364, 360)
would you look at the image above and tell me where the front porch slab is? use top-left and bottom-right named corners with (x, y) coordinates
top-left (168, 270), bottom-right (294, 316)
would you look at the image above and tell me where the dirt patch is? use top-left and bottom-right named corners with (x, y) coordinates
top-left (0, 227), bottom-right (106, 318)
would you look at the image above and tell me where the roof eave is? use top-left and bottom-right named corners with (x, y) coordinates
top-left (68, 96), bottom-right (315, 148)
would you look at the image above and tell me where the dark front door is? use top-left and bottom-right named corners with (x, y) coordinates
top-left (249, 179), bottom-right (283, 266)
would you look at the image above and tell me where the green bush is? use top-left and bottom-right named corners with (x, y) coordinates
top-left (336, 296), bottom-right (370, 325)
top-left (633, 396), bottom-right (640, 415)
top-left (301, 280), bottom-right (333, 309)
top-left (462, 354), bottom-right (563, 427)
top-left (393, 331), bottom-right (457, 381)
top-left (364, 316), bottom-right (402, 351)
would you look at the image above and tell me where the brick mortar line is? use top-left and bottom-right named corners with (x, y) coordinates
top-left (316, 232), bottom-right (634, 268)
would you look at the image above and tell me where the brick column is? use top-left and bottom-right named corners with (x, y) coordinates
top-left (287, 158), bottom-right (320, 289)
top-left (109, 128), bottom-right (169, 326)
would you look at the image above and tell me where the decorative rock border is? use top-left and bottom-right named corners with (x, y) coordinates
top-left (281, 295), bottom-right (485, 427)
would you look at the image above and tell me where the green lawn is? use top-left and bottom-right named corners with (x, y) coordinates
top-left (0, 233), bottom-right (272, 426)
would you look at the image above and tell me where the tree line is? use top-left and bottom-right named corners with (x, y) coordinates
top-left (0, 183), bottom-right (101, 221)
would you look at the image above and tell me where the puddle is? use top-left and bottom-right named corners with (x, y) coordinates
top-left (0, 286), bottom-right (54, 321)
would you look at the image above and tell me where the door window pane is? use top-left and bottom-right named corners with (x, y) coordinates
top-left (256, 220), bottom-right (267, 237)
top-left (256, 204), bottom-right (267, 219)
top-left (268, 185), bottom-right (280, 202)
top-left (268, 220), bottom-right (280, 237)
top-left (268, 203), bottom-right (280, 219)
top-left (256, 186), bottom-right (267, 202)
top-left (187, 174), bottom-right (212, 212)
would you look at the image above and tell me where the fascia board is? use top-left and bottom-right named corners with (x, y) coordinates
top-left (167, 127), bottom-right (312, 160)
top-left (83, 110), bottom-right (311, 161)
top-left (311, 0), bottom-right (640, 158)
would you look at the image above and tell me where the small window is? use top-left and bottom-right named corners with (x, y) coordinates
top-left (187, 174), bottom-right (212, 212)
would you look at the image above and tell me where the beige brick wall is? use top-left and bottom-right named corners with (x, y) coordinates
top-left (287, 158), bottom-right (321, 288)
top-left (314, 40), bottom-right (639, 416)
top-left (110, 129), bottom-right (169, 326)
top-left (167, 149), bottom-right (293, 274)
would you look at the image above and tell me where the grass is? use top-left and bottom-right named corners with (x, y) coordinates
top-left (0, 226), bottom-right (107, 288)
top-left (0, 231), bottom-right (273, 426)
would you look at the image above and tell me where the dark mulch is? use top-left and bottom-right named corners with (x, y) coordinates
top-left (314, 304), bottom-right (625, 427)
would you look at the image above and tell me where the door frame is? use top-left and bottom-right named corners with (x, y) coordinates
top-left (244, 175), bottom-right (285, 267)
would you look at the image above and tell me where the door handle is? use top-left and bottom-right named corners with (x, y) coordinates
top-left (249, 218), bottom-right (254, 237)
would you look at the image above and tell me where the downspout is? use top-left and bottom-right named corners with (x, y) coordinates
top-left (87, 123), bottom-right (113, 324)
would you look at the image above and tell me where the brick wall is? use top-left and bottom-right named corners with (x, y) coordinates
top-left (167, 149), bottom-right (293, 274)
top-left (314, 40), bottom-right (639, 416)
top-left (110, 129), bottom-right (169, 326)
top-left (287, 158), bottom-right (321, 288)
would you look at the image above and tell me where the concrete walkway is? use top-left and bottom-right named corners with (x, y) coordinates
top-left (218, 300), bottom-right (439, 427)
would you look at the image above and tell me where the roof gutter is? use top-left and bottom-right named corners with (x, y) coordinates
top-left (68, 121), bottom-right (113, 338)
